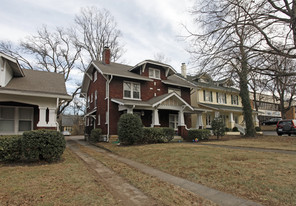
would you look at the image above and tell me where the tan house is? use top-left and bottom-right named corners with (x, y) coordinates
top-left (0, 52), bottom-right (71, 135)
top-left (188, 73), bottom-right (259, 131)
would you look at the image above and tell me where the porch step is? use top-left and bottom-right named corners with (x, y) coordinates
top-left (173, 136), bottom-right (182, 140)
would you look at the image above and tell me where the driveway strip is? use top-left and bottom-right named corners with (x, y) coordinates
top-left (69, 136), bottom-right (262, 206)
top-left (67, 140), bottom-right (156, 206)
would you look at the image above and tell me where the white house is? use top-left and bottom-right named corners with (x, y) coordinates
top-left (0, 52), bottom-right (71, 135)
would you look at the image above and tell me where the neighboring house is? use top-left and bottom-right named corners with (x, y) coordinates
top-left (250, 92), bottom-right (281, 123)
top-left (81, 47), bottom-right (197, 139)
top-left (59, 114), bottom-right (84, 135)
top-left (188, 73), bottom-right (259, 130)
top-left (0, 52), bottom-right (71, 135)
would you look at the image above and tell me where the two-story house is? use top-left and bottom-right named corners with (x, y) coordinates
top-left (0, 52), bottom-right (71, 135)
top-left (81, 47), bottom-right (197, 139)
top-left (188, 73), bottom-right (259, 130)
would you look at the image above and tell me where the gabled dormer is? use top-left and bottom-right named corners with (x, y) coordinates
top-left (129, 60), bottom-right (177, 80)
top-left (0, 52), bottom-right (24, 87)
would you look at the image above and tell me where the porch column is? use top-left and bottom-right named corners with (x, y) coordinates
top-left (229, 112), bottom-right (235, 129)
top-left (37, 107), bottom-right (47, 127)
top-left (127, 107), bottom-right (133, 114)
top-left (178, 110), bottom-right (185, 126)
top-left (195, 113), bottom-right (203, 129)
top-left (48, 108), bottom-right (57, 127)
top-left (215, 111), bottom-right (220, 118)
top-left (151, 108), bottom-right (160, 127)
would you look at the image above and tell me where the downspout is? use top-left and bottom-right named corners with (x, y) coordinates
top-left (106, 75), bottom-right (113, 142)
top-left (56, 98), bottom-right (60, 131)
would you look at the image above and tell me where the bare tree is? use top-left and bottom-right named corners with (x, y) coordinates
top-left (242, 0), bottom-right (296, 58)
top-left (186, 0), bottom-right (264, 136)
top-left (265, 56), bottom-right (296, 118)
top-left (153, 52), bottom-right (171, 64)
top-left (72, 6), bottom-right (124, 71)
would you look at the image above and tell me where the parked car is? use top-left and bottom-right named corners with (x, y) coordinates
top-left (276, 119), bottom-right (296, 136)
top-left (262, 118), bottom-right (282, 125)
top-left (62, 131), bottom-right (71, 136)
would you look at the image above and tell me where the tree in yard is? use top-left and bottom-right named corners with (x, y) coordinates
top-left (186, 0), bottom-right (263, 137)
top-left (71, 6), bottom-right (125, 71)
top-left (0, 6), bottom-right (125, 115)
top-left (211, 117), bottom-right (225, 139)
top-left (265, 56), bottom-right (296, 118)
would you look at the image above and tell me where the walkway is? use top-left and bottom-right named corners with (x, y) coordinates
top-left (200, 143), bottom-right (296, 155)
top-left (67, 139), bottom-right (156, 206)
top-left (67, 136), bottom-right (262, 206)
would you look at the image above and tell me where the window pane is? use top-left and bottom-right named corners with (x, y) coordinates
top-left (0, 120), bottom-right (14, 132)
top-left (0, 107), bottom-right (14, 119)
top-left (155, 70), bottom-right (160, 78)
top-left (124, 91), bottom-right (131, 98)
top-left (149, 69), bottom-right (154, 77)
top-left (19, 108), bottom-right (32, 120)
top-left (133, 91), bottom-right (140, 99)
top-left (133, 84), bottom-right (140, 99)
top-left (19, 120), bottom-right (32, 131)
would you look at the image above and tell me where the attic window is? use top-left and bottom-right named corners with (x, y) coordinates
top-left (149, 68), bottom-right (160, 79)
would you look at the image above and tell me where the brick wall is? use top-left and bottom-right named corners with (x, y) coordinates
top-left (286, 106), bottom-right (295, 119)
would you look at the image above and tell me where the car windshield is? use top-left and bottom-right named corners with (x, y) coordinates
top-left (278, 121), bottom-right (292, 126)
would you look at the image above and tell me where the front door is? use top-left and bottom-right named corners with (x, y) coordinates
top-left (169, 114), bottom-right (178, 130)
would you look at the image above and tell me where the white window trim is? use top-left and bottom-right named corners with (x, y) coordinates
top-left (123, 81), bottom-right (141, 100)
top-left (94, 71), bottom-right (97, 82)
top-left (97, 114), bottom-right (100, 125)
top-left (149, 68), bottom-right (161, 79)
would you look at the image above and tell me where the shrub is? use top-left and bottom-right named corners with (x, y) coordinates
top-left (118, 114), bottom-right (143, 145)
top-left (232, 127), bottom-right (238, 132)
top-left (255, 126), bottom-right (261, 132)
top-left (90, 128), bottom-right (102, 142)
top-left (0, 135), bottom-right (22, 162)
top-left (211, 118), bottom-right (225, 139)
top-left (225, 127), bottom-right (230, 132)
top-left (22, 130), bottom-right (66, 162)
top-left (187, 129), bottom-right (210, 142)
top-left (162, 127), bottom-right (175, 142)
top-left (142, 128), bottom-right (164, 144)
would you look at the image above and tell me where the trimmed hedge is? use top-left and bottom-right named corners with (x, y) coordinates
top-left (118, 114), bottom-right (143, 145)
top-left (211, 118), bottom-right (225, 139)
top-left (142, 127), bottom-right (174, 144)
top-left (187, 129), bottom-right (210, 142)
top-left (90, 128), bottom-right (102, 142)
top-left (22, 130), bottom-right (66, 162)
top-left (0, 135), bottom-right (22, 162)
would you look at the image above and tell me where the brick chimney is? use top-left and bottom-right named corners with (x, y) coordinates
top-left (102, 46), bottom-right (111, 64)
top-left (181, 63), bottom-right (187, 78)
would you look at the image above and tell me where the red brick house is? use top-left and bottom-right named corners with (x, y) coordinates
top-left (0, 52), bottom-right (71, 135)
top-left (81, 47), bottom-right (196, 139)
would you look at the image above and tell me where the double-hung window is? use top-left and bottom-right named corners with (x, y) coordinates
top-left (217, 92), bottom-right (227, 104)
top-left (0, 107), bottom-right (15, 133)
top-left (94, 71), bottom-right (97, 82)
top-left (231, 95), bottom-right (239, 105)
top-left (123, 82), bottom-right (141, 99)
top-left (94, 90), bottom-right (98, 107)
top-left (149, 68), bottom-right (160, 79)
top-left (18, 108), bottom-right (33, 132)
top-left (203, 90), bottom-right (213, 102)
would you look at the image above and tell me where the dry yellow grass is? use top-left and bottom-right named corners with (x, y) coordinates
top-left (78, 144), bottom-right (217, 206)
top-left (206, 135), bottom-right (296, 151)
top-left (0, 149), bottom-right (118, 206)
top-left (98, 140), bottom-right (296, 206)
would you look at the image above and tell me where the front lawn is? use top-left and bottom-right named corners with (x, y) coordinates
top-left (206, 135), bottom-right (296, 151)
top-left (0, 149), bottom-right (117, 205)
top-left (97, 138), bottom-right (296, 206)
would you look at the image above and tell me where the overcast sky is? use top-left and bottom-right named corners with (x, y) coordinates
top-left (0, 0), bottom-right (198, 92)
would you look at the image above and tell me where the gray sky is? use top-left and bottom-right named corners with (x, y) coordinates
top-left (0, 0), bottom-right (197, 91)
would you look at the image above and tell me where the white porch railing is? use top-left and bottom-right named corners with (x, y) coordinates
top-left (234, 123), bottom-right (245, 135)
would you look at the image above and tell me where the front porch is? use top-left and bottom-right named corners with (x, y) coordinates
top-left (112, 92), bottom-right (194, 137)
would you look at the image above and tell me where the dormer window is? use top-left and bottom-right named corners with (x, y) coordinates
top-left (149, 68), bottom-right (160, 79)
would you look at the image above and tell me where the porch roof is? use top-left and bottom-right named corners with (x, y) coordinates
top-left (198, 103), bottom-right (243, 112)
